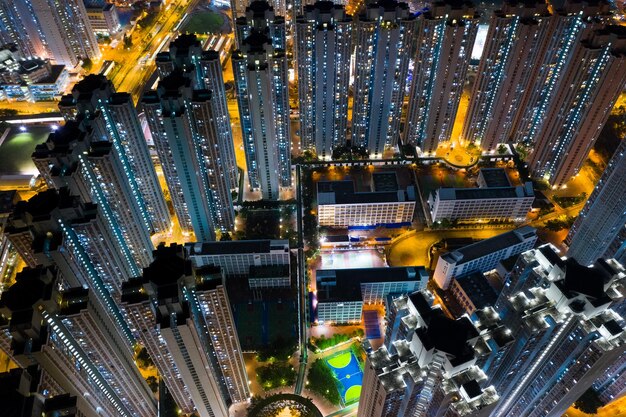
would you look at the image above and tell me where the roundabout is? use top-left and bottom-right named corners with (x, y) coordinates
top-left (247, 393), bottom-right (323, 417)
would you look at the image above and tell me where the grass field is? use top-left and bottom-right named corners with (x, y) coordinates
top-left (0, 127), bottom-right (50, 175)
top-left (326, 351), bottom-right (363, 405)
top-left (327, 352), bottom-right (352, 369)
top-left (182, 12), bottom-right (226, 34)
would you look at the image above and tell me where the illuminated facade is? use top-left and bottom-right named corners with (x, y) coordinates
top-left (526, 25), bottom-right (626, 186)
top-left (404, 0), bottom-right (478, 154)
top-left (511, 0), bottom-right (611, 150)
top-left (317, 179), bottom-right (416, 228)
top-left (295, 1), bottom-right (351, 159)
top-left (352, 0), bottom-right (417, 157)
top-left (5, 189), bottom-right (137, 298)
top-left (155, 35), bottom-right (238, 189)
top-left (122, 244), bottom-right (249, 417)
top-left (486, 245), bottom-right (626, 417)
top-left (433, 226), bottom-right (537, 290)
top-left (462, 0), bottom-right (551, 151)
top-left (358, 291), bottom-right (500, 417)
top-left (32, 121), bottom-right (154, 269)
top-left (0, 0), bottom-right (100, 67)
top-left (566, 139), bottom-right (626, 266)
top-left (233, 6), bottom-right (291, 199)
top-left (59, 75), bottom-right (171, 235)
top-left (186, 239), bottom-right (290, 276)
top-left (4, 188), bottom-right (137, 355)
top-left (0, 0), bottom-right (48, 58)
top-left (0, 266), bottom-right (153, 417)
top-left (143, 65), bottom-right (235, 237)
top-left (427, 182), bottom-right (535, 225)
top-left (235, 1), bottom-right (286, 50)
top-left (315, 267), bottom-right (428, 324)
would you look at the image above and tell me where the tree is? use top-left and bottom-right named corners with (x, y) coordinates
top-left (0, 109), bottom-right (18, 118)
top-left (146, 376), bottom-right (158, 392)
top-left (124, 34), bottom-right (133, 49)
top-left (220, 232), bottom-right (232, 241)
top-left (136, 347), bottom-right (154, 368)
top-left (497, 144), bottom-right (508, 155)
top-left (306, 359), bottom-right (341, 405)
top-left (256, 363), bottom-right (297, 390)
top-left (574, 388), bottom-right (604, 414)
top-left (82, 57), bottom-right (93, 72)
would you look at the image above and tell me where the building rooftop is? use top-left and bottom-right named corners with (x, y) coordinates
top-left (142, 243), bottom-right (192, 300)
top-left (478, 168), bottom-right (511, 188)
top-left (186, 240), bottom-right (289, 256)
top-left (317, 179), bottom-right (415, 205)
top-left (0, 190), bottom-right (19, 215)
top-left (9, 188), bottom-right (77, 224)
top-left (0, 266), bottom-right (55, 315)
top-left (316, 267), bottom-right (427, 302)
top-left (414, 308), bottom-right (477, 366)
top-left (441, 226), bottom-right (537, 265)
top-left (454, 271), bottom-right (498, 309)
top-left (554, 258), bottom-right (613, 303)
top-left (437, 182), bottom-right (534, 201)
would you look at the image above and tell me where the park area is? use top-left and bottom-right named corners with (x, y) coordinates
top-left (182, 11), bottom-right (227, 34)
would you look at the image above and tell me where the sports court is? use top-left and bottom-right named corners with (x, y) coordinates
top-left (319, 249), bottom-right (386, 270)
top-left (325, 350), bottom-right (363, 405)
top-left (363, 310), bottom-right (382, 339)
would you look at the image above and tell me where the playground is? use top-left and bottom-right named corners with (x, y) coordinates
top-left (325, 351), bottom-right (363, 405)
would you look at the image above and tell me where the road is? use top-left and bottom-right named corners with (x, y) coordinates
top-left (387, 227), bottom-right (515, 268)
top-left (96, 0), bottom-right (199, 101)
top-left (294, 164), bottom-right (309, 395)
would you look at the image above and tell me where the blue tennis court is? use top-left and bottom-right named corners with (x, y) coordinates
top-left (326, 351), bottom-right (363, 404)
top-left (363, 310), bottom-right (381, 339)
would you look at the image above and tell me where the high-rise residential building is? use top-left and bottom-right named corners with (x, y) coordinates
top-left (295, 2), bottom-right (352, 159)
top-left (0, 266), bottom-right (155, 417)
top-left (155, 34), bottom-right (238, 189)
top-left (143, 72), bottom-right (235, 241)
top-left (231, 0), bottom-right (288, 19)
top-left (352, 0), bottom-right (417, 158)
top-left (358, 291), bottom-right (500, 417)
top-left (33, 121), bottom-right (154, 268)
top-left (511, 0), bottom-right (611, 150)
top-left (0, 0), bottom-right (100, 67)
top-left (121, 244), bottom-right (249, 417)
top-left (233, 4), bottom-right (291, 200)
top-left (235, 1), bottom-right (286, 49)
top-left (485, 245), bottom-right (626, 417)
top-left (433, 226), bottom-right (537, 290)
top-left (4, 189), bottom-right (137, 360)
top-left (0, 190), bottom-right (18, 283)
top-left (404, 0), bottom-right (478, 154)
top-left (462, 0), bottom-right (551, 151)
top-left (59, 75), bottom-right (171, 234)
top-left (566, 139), bottom-right (626, 265)
top-left (0, 0), bottom-right (48, 58)
top-left (591, 354), bottom-right (626, 404)
top-left (4, 188), bottom-right (138, 302)
top-left (0, 366), bottom-right (99, 417)
top-left (526, 25), bottom-right (626, 186)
